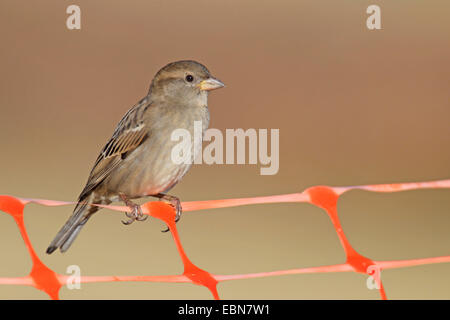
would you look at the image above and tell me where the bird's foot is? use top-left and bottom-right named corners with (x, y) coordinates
top-left (122, 204), bottom-right (148, 225)
top-left (119, 194), bottom-right (148, 225)
top-left (154, 194), bottom-right (182, 232)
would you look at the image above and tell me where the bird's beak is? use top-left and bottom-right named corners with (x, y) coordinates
top-left (197, 78), bottom-right (225, 91)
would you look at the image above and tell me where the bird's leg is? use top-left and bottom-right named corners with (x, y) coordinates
top-left (152, 193), bottom-right (182, 232)
top-left (119, 193), bottom-right (148, 225)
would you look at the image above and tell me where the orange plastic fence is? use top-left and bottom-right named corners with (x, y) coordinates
top-left (0, 179), bottom-right (449, 299)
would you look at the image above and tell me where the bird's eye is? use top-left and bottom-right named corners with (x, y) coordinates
top-left (185, 74), bottom-right (194, 82)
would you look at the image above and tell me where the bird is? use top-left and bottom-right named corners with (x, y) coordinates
top-left (46, 60), bottom-right (224, 254)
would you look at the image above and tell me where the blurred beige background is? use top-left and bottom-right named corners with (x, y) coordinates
top-left (0, 0), bottom-right (449, 299)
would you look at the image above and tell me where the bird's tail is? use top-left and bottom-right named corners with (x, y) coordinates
top-left (46, 197), bottom-right (102, 254)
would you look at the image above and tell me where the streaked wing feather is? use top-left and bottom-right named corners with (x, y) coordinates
top-left (78, 100), bottom-right (151, 200)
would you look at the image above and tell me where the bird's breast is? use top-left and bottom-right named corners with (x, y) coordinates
top-left (109, 105), bottom-right (209, 198)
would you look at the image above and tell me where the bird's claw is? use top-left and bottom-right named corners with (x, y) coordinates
top-left (136, 214), bottom-right (148, 221)
top-left (160, 199), bottom-right (182, 232)
top-left (125, 211), bottom-right (134, 218)
top-left (121, 204), bottom-right (147, 225)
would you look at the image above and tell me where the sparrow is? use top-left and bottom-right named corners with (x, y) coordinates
top-left (46, 60), bottom-right (224, 254)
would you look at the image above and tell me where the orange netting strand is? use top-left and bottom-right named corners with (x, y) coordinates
top-left (0, 179), bottom-right (449, 300)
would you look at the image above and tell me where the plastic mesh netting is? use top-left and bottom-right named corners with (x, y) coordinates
top-left (0, 179), bottom-right (449, 299)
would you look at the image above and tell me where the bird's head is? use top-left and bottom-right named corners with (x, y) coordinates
top-left (149, 60), bottom-right (225, 106)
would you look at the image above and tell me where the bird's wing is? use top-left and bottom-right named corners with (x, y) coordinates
top-left (78, 98), bottom-right (151, 201)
